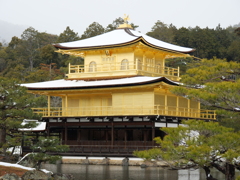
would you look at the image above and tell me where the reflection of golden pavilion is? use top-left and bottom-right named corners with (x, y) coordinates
top-left (22, 20), bottom-right (215, 156)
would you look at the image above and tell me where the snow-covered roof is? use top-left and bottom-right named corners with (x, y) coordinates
top-left (53, 28), bottom-right (194, 53)
top-left (19, 119), bottom-right (46, 132)
top-left (21, 76), bottom-right (179, 90)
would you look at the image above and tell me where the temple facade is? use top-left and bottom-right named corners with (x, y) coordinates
top-left (22, 20), bottom-right (216, 156)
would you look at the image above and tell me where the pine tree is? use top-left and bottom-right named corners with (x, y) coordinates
top-left (0, 77), bottom-right (46, 153)
top-left (28, 136), bottom-right (69, 170)
top-left (171, 58), bottom-right (240, 130)
top-left (134, 120), bottom-right (240, 180)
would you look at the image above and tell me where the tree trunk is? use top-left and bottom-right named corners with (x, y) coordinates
top-left (225, 163), bottom-right (235, 180)
top-left (203, 166), bottom-right (217, 180)
top-left (0, 128), bottom-right (6, 154)
top-left (0, 128), bottom-right (6, 146)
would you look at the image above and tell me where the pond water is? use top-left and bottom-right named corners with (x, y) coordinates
top-left (42, 164), bottom-right (240, 180)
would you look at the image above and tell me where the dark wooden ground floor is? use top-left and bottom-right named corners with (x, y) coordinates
top-left (22, 115), bottom-right (183, 156)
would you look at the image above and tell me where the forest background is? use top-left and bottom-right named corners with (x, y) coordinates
top-left (0, 17), bottom-right (240, 83)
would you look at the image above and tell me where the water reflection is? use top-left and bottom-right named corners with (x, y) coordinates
top-left (42, 164), bottom-right (238, 180)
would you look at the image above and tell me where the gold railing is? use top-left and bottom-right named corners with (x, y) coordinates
top-left (32, 105), bottom-right (216, 120)
top-left (68, 61), bottom-right (179, 77)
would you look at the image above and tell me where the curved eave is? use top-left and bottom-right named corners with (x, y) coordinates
top-left (54, 37), bottom-right (194, 55)
top-left (25, 77), bottom-right (179, 91)
top-left (139, 38), bottom-right (195, 54)
top-left (53, 37), bottom-right (141, 51)
top-left (53, 28), bottom-right (195, 54)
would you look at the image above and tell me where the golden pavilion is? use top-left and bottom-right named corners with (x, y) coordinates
top-left (22, 19), bottom-right (216, 156)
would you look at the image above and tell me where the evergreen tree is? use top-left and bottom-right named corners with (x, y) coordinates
top-left (134, 120), bottom-right (240, 180)
top-left (227, 40), bottom-right (240, 62)
top-left (39, 44), bottom-right (59, 66)
top-left (105, 17), bottom-right (124, 32)
top-left (235, 27), bottom-right (240, 36)
top-left (0, 77), bottom-right (46, 153)
top-left (146, 21), bottom-right (176, 44)
top-left (28, 136), bottom-right (69, 170)
top-left (56, 26), bottom-right (80, 43)
top-left (81, 22), bottom-right (105, 39)
top-left (171, 58), bottom-right (240, 130)
top-left (20, 27), bottom-right (41, 71)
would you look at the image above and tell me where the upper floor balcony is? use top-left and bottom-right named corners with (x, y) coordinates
top-left (32, 105), bottom-right (216, 120)
top-left (66, 60), bottom-right (180, 81)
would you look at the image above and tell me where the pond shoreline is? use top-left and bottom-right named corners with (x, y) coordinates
top-left (60, 156), bottom-right (169, 167)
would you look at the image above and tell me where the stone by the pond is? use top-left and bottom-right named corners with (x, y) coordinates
top-left (0, 173), bottom-right (20, 180)
top-left (52, 173), bottom-right (75, 180)
top-left (21, 170), bottom-right (50, 180)
top-left (122, 157), bottom-right (129, 166)
top-left (140, 164), bottom-right (147, 168)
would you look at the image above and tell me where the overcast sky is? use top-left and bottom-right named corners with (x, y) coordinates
top-left (1, 0), bottom-right (240, 36)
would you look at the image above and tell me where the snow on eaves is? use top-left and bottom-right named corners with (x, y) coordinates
top-left (21, 76), bottom-right (179, 89)
top-left (54, 28), bottom-right (194, 53)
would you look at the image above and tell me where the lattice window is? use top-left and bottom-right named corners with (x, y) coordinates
top-left (102, 56), bottom-right (115, 62)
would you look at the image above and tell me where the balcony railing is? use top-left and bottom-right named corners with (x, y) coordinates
top-left (32, 105), bottom-right (216, 120)
top-left (23, 144), bottom-right (156, 157)
top-left (68, 61), bottom-right (179, 78)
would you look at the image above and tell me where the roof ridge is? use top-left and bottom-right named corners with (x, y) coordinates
top-left (124, 28), bottom-right (139, 37)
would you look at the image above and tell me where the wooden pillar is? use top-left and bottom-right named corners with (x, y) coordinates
top-left (68, 63), bottom-right (71, 74)
top-left (176, 96), bottom-right (179, 116)
top-left (59, 132), bottom-right (61, 144)
top-left (135, 58), bottom-right (138, 70)
top-left (198, 102), bottom-right (201, 118)
top-left (124, 126), bottom-right (127, 148)
top-left (152, 122), bottom-right (155, 146)
top-left (152, 55), bottom-right (156, 73)
top-left (106, 128), bottom-right (108, 141)
top-left (144, 126), bottom-right (147, 142)
top-left (164, 91), bottom-right (168, 115)
top-left (162, 56), bottom-right (165, 68)
top-left (198, 102), bottom-right (200, 109)
top-left (61, 129), bottom-right (64, 144)
top-left (62, 97), bottom-right (64, 116)
top-left (78, 129), bottom-right (81, 145)
top-left (65, 95), bottom-right (68, 116)
top-left (47, 123), bottom-right (50, 136)
top-left (111, 122), bottom-right (114, 147)
top-left (188, 99), bottom-right (191, 117)
top-left (48, 95), bottom-right (51, 116)
top-left (143, 54), bottom-right (146, 71)
top-left (64, 124), bottom-right (67, 145)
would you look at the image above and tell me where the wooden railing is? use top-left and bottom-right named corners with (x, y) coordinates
top-left (32, 105), bottom-right (216, 120)
top-left (68, 61), bottom-right (179, 77)
top-left (64, 141), bottom-right (154, 146)
top-left (23, 144), bottom-right (156, 157)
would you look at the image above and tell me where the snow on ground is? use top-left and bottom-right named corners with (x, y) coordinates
top-left (0, 161), bottom-right (34, 171)
top-left (0, 161), bottom-right (52, 174)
